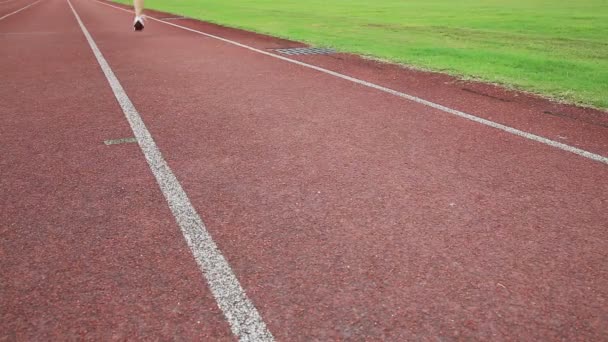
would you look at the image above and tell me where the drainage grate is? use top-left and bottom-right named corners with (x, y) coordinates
top-left (274, 47), bottom-right (336, 56)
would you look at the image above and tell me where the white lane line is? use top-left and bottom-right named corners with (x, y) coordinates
top-left (67, 1), bottom-right (274, 341)
top-left (95, 0), bottom-right (608, 166)
top-left (0, 0), bottom-right (41, 21)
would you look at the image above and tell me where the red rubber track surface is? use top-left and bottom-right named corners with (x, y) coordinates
top-left (2, 0), bottom-right (607, 340)
top-left (0, 0), bottom-right (232, 339)
top-left (0, 0), bottom-right (38, 17)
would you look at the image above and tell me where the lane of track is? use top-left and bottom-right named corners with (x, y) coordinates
top-left (67, 0), bottom-right (273, 339)
top-left (71, 0), bottom-right (608, 340)
top-left (0, 0), bottom-right (234, 339)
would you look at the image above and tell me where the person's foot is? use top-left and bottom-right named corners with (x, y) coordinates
top-left (133, 15), bottom-right (145, 31)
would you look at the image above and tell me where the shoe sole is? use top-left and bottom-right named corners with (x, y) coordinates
top-left (134, 21), bottom-right (144, 31)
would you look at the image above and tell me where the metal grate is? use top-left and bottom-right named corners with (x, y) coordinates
top-left (274, 47), bottom-right (336, 56)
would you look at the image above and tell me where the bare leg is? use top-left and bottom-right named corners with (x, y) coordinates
top-left (134, 0), bottom-right (144, 17)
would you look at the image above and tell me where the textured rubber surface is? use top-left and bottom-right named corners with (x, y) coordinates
top-left (1, 0), bottom-right (607, 340)
top-left (0, 0), bottom-right (233, 339)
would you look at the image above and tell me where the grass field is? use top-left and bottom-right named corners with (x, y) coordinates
top-left (115, 0), bottom-right (608, 109)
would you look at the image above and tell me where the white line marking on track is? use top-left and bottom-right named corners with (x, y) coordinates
top-left (67, 1), bottom-right (275, 341)
top-left (0, 0), bottom-right (40, 21)
top-left (157, 16), bottom-right (187, 21)
top-left (95, 0), bottom-right (608, 166)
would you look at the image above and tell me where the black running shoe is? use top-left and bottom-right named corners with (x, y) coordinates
top-left (133, 16), bottom-right (145, 31)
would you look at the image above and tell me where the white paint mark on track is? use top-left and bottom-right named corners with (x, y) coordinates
top-left (67, 1), bottom-right (275, 341)
top-left (103, 137), bottom-right (137, 145)
top-left (95, 0), bottom-right (608, 166)
top-left (157, 16), bottom-right (187, 21)
top-left (0, 0), bottom-right (41, 21)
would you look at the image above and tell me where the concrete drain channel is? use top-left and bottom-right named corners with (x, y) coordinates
top-left (274, 47), bottom-right (336, 56)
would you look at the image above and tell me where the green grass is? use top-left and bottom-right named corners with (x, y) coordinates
top-left (116, 0), bottom-right (608, 109)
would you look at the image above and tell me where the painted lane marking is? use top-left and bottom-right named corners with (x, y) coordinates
top-left (95, 0), bottom-right (608, 166)
top-left (103, 137), bottom-right (137, 145)
top-left (0, 0), bottom-right (41, 21)
top-left (157, 16), bottom-right (187, 21)
top-left (67, 1), bottom-right (274, 341)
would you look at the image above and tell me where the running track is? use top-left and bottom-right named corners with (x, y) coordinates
top-left (1, 0), bottom-right (607, 340)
